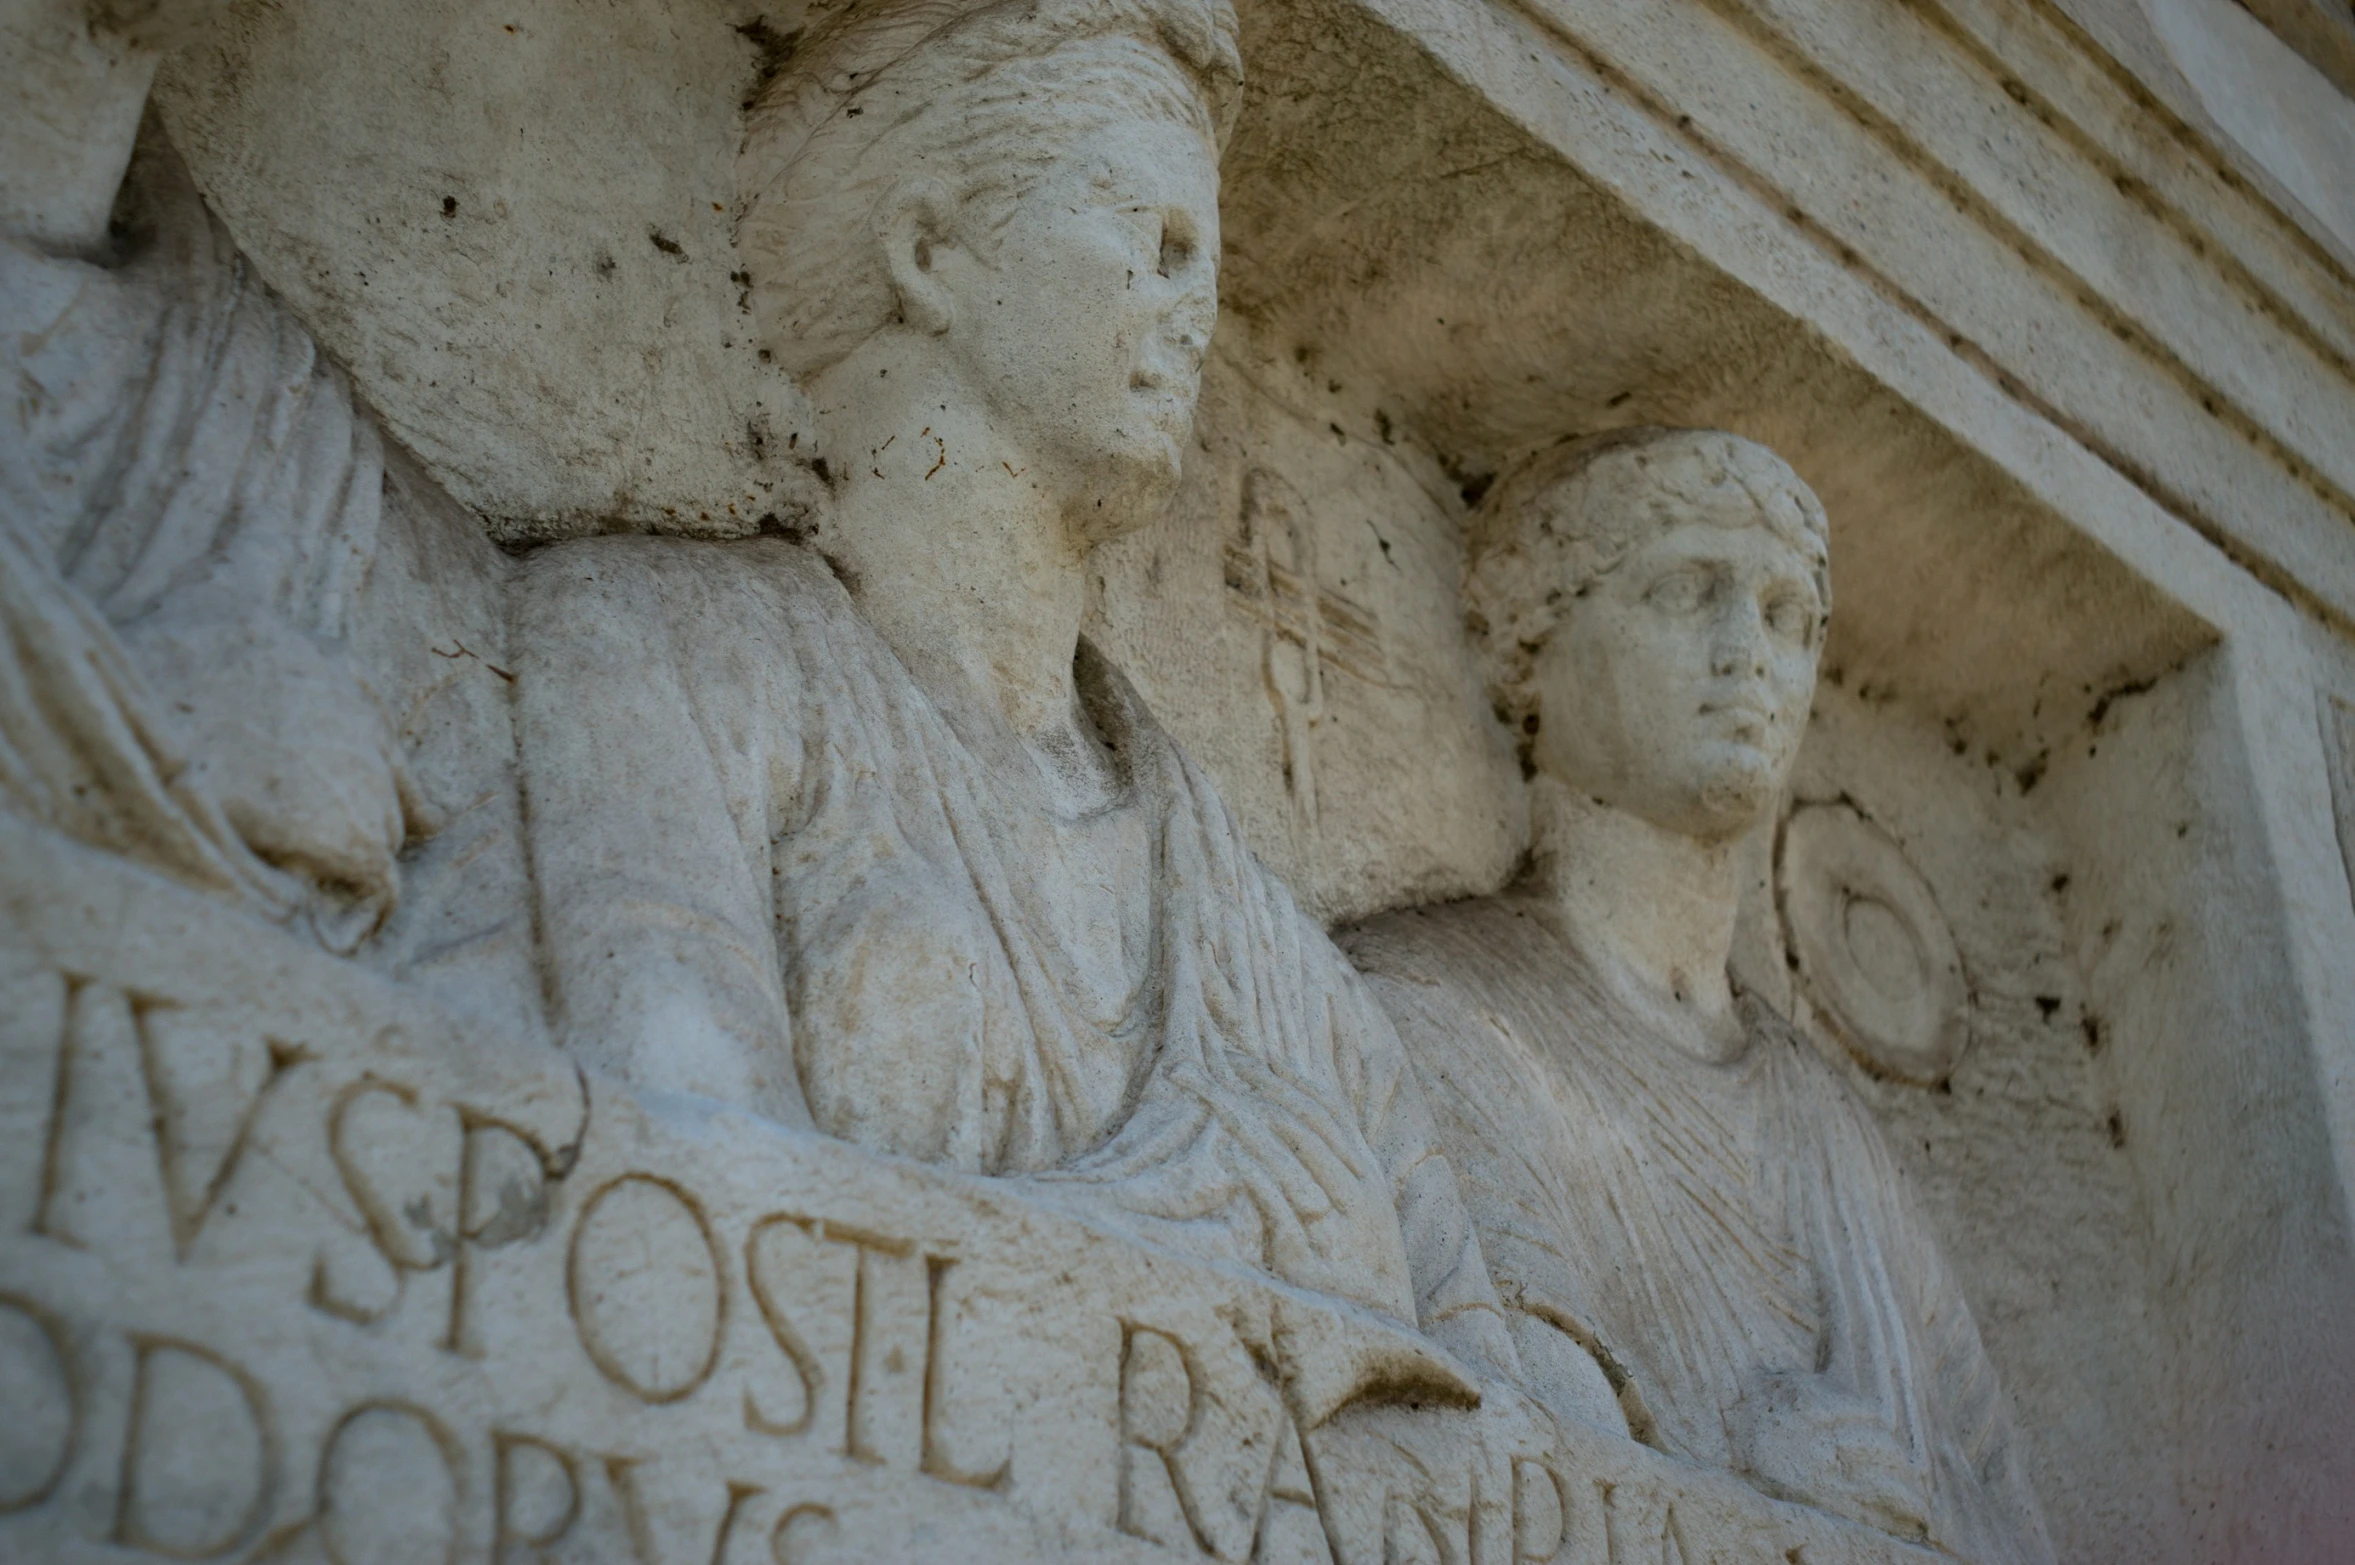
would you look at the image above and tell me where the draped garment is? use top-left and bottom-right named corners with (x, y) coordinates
top-left (1346, 897), bottom-right (2052, 1564)
top-left (512, 535), bottom-right (1506, 1357)
top-left (1, 131), bottom-right (386, 932)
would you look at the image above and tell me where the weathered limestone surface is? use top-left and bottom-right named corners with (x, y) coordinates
top-left (1, 816), bottom-right (1955, 1564)
top-left (1347, 431), bottom-right (2050, 1564)
top-left (5, 0), bottom-right (2354, 1560)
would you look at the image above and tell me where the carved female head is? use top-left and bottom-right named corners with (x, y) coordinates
top-left (1465, 428), bottom-right (1831, 841)
top-left (738, 0), bottom-right (1240, 503)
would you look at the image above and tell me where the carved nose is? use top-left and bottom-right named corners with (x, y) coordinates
top-left (1712, 600), bottom-right (1770, 676)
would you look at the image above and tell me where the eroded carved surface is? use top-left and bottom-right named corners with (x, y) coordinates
top-left (1346, 431), bottom-right (2052, 1564)
top-left (0, 818), bottom-right (1950, 1563)
top-left (11, 0), bottom-right (2334, 1553)
top-left (1777, 801), bottom-right (1971, 1088)
top-left (508, 0), bottom-right (1514, 1372)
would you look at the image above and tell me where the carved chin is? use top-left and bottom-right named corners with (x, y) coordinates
top-left (1132, 428), bottom-right (1188, 484)
top-left (1073, 436), bottom-right (1186, 544)
top-left (1127, 414), bottom-right (1191, 478)
top-left (1692, 756), bottom-right (1779, 832)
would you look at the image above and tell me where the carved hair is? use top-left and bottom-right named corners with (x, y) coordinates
top-left (738, 0), bottom-right (1242, 378)
top-left (1463, 427), bottom-right (1831, 739)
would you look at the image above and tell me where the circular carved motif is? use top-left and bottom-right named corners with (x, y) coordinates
top-left (1777, 803), bottom-right (1969, 1086)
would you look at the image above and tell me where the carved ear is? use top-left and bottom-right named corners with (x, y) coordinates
top-left (880, 179), bottom-right (959, 338)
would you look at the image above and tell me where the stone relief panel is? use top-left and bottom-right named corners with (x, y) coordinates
top-left (0, 819), bottom-right (1951, 1564)
top-left (0, 0), bottom-right (1671, 1557)
top-left (1343, 430), bottom-right (2054, 1565)
top-left (0, 0), bottom-right (2234, 1556)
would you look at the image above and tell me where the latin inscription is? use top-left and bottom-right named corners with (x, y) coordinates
top-left (0, 933), bottom-right (1927, 1565)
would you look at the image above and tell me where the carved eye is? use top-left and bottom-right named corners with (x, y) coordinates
top-left (1645, 569), bottom-right (1710, 614)
top-left (1765, 593), bottom-right (1815, 643)
top-left (1157, 215), bottom-right (1196, 278)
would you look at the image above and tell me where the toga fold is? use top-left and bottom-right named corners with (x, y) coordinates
top-left (513, 535), bottom-right (1507, 1361)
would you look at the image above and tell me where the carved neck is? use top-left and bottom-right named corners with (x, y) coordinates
top-left (1528, 774), bottom-right (1753, 1062)
top-left (0, 0), bottom-right (160, 256)
top-left (803, 336), bottom-right (1114, 813)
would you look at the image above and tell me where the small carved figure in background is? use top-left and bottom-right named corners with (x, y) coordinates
top-left (514, 0), bottom-right (1512, 1378)
top-left (1345, 428), bottom-right (2055, 1562)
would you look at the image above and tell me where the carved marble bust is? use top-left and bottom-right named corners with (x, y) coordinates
top-left (512, 0), bottom-right (1511, 1373)
top-left (1344, 428), bottom-right (2055, 1562)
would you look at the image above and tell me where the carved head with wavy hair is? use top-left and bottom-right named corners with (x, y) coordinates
top-left (736, 0), bottom-right (1240, 527)
top-left (1465, 427), bottom-right (1831, 840)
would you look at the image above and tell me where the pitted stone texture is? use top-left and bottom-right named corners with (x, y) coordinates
top-left (0, 819), bottom-right (1946, 1565)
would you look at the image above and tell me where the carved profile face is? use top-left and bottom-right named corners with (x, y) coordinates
top-left (918, 111), bottom-right (1220, 530)
top-left (739, 0), bottom-right (1241, 534)
top-left (1529, 502), bottom-right (1823, 841)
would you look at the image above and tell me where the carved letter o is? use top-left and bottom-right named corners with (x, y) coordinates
top-left (567, 1174), bottom-right (726, 1404)
top-left (318, 1403), bottom-right (461, 1565)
